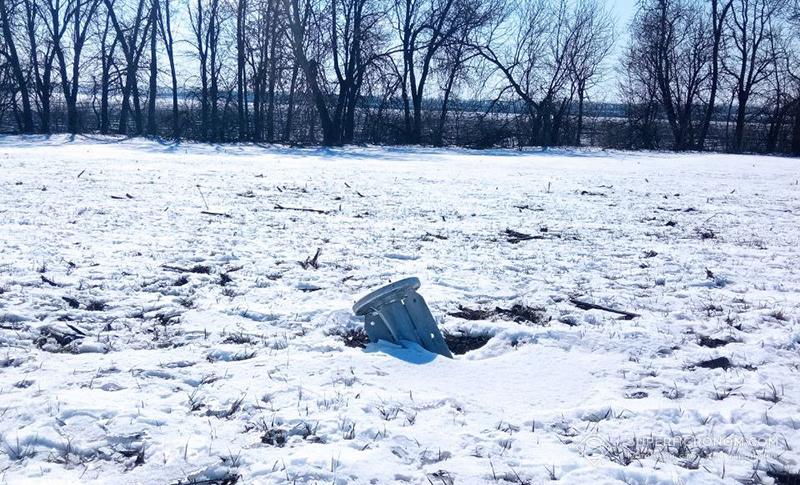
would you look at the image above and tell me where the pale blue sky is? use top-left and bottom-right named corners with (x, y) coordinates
top-left (599, 0), bottom-right (639, 99)
top-left (612, 0), bottom-right (639, 26)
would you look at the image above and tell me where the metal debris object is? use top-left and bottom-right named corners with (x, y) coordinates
top-left (353, 277), bottom-right (453, 358)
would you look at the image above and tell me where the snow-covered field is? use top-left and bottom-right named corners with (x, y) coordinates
top-left (1, 136), bottom-right (799, 485)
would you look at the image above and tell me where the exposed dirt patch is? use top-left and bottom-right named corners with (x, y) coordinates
top-left (333, 327), bottom-right (370, 348)
top-left (449, 304), bottom-right (547, 325)
top-left (694, 357), bottom-right (732, 370)
top-left (697, 335), bottom-right (736, 348)
top-left (768, 468), bottom-right (800, 485)
top-left (443, 331), bottom-right (492, 355)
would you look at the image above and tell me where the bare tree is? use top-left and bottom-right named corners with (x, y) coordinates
top-left (566, 0), bottom-right (614, 146)
top-left (432, 15), bottom-right (476, 146)
top-left (264, 0), bottom-right (280, 142)
top-left (96, 4), bottom-right (118, 134)
top-left (50, 0), bottom-right (101, 134)
top-left (146, 0), bottom-right (158, 135)
top-left (1, 0), bottom-right (35, 132)
top-left (619, 41), bottom-right (663, 149)
top-left (762, 26), bottom-right (785, 150)
top-left (22, 0), bottom-right (58, 133)
top-left (0, 30), bottom-right (15, 123)
top-left (477, 0), bottom-right (611, 146)
top-left (245, 0), bottom-right (284, 142)
top-left (157, 0), bottom-right (178, 137)
top-left (629, 0), bottom-right (711, 150)
top-left (104, 0), bottom-right (151, 135)
top-left (235, 0), bottom-right (246, 139)
top-left (790, 0), bottom-right (800, 154)
top-left (282, 0), bottom-right (307, 141)
top-left (725, 0), bottom-right (784, 151)
top-left (285, 0), bottom-right (387, 145)
top-left (475, 0), bottom-right (551, 145)
top-left (189, 0), bottom-right (226, 141)
top-left (393, 0), bottom-right (468, 143)
top-left (697, 0), bottom-right (733, 150)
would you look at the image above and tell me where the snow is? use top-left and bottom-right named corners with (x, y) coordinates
top-left (0, 135), bottom-right (799, 484)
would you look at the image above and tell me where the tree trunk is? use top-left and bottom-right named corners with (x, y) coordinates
top-left (147, 0), bottom-right (159, 136)
top-left (99, 18), bottom-right (116, 135)
top-left (236, 0), bottom-right (246, 140)
top-left (159, 0), bottom-right (179, 137)
top-left (209, 0), bottom-right (219, 142)
top-left (435, 64), bottom-right (459, 147)
top-left (61, 0), bottom-right (99, 134)
top-left (100, 66), bottom-right (110, 134)
top-left (284, 63), bottom-right (299, 142)
top-left (698, 0), bottom-right (730, 150)
top-left (132, 75), bottom-right (144, 134)
top-left (252, 73), bottom-right (262, 142)
top-left (169, 54), bottom-right (178, 137)
top-left (733, 91), bottom-right (748, 152)
top-left (575, 86), bottom-right (585, 146)
top-left (791, 100), bottom-right (800, 156)
top-left (265, 13), bottom-right (278, 143)
top-left (411, 94), bottom-right (422, 144)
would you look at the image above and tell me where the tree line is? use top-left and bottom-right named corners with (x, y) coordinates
top-left (0, 0), bottom-right (798, 154)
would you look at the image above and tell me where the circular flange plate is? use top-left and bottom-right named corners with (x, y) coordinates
top-left (352, 277), bottom-right (421, 315)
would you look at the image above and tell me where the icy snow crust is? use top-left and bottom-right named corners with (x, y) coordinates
top-left (0, 136), bottom-right (798, 484)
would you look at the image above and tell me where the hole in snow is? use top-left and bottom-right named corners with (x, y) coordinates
top-left (443, 331), bottom-right (492, 355)
top-left (333, 327), bottom-right (370, 348)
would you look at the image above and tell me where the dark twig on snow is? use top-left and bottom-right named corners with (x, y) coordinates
top-left (504, 228), bottom-right (575, 243)
top-left (196, 185), bottom-right (210, 210)
top-left (274, 204), bottom-right (329, 214)
top-left (657, 206), bottom-right (698, 212)
top-left (513, 204), bottom-right (544, 212)
top-left (422, 232), bottom-right (448, 241)
top-left (697, 228), bottom-right (716, 239)
top-left (40, 275), bottom-right (60, 287)
top-left (495, 304), bottom-right (548, 324)
top-left (504, 229), bottom-right (545, 243)
top-left (569, 298), bottom-right (640, 320)
top-left (449, 305), bottom-right (495, 320)
top-left (65, 323), bottom-right (87, 336)
top-left (38, 326), bottom-right (83, 347)
top-left (160, 264), bottom-right (212, 274)
top-left (62, 296), bottom-right (80, 308)
top-left (299, 248), bottom-right (322, 270)
top-left (201, 211), bottom-right (232, 218)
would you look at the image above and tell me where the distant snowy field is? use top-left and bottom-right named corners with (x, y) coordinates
top-left (1, 136), bottom-right (799, 484)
